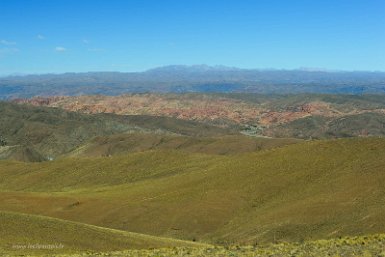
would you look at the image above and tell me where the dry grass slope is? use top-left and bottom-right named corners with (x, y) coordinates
top-left (0, 138), bottom-right (384, 247)
top-left (0, 211), bottom-right (208, 256)
top-left (23, 234), bottom-right (385, 256)
top-left (67, 133), bottom-right (300, 157)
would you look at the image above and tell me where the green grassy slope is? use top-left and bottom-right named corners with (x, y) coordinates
top-left (0, 211), bottom-right (207, 255)
top-left (67, 133), bottom-right (300, 157)
top-left (0, 150), bottom-right (224, 191)
top-left (0, 138), bottom-right (384, 245)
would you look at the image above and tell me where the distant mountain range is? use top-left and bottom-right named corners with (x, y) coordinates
top-left (1, 65), bottom-right (385, 99)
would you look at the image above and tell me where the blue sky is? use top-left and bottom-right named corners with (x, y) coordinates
top-left (0, 0), bottom-right (384, 75)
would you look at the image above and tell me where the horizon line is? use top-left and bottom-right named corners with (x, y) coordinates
top-left (1, 64), bottom-right (385, 77)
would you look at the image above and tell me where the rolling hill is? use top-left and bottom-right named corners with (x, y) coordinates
top-left (0, 101), bottom-right (235, 160)
top-left (66, 133), bottom-right (300, 157)
top-left (2, 211), bottom-right (384, 256)
top-left (1, 96), bottom-right (385, 255)
top-left (0, 138), bottom-right (384, 247)
top-left (0, 211), bottom-right (207, 255)
top-left (16, 93), bottom-right (385, 139)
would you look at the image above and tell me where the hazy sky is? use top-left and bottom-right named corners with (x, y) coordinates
top-left (1, 0), bottom-right (384, 74)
